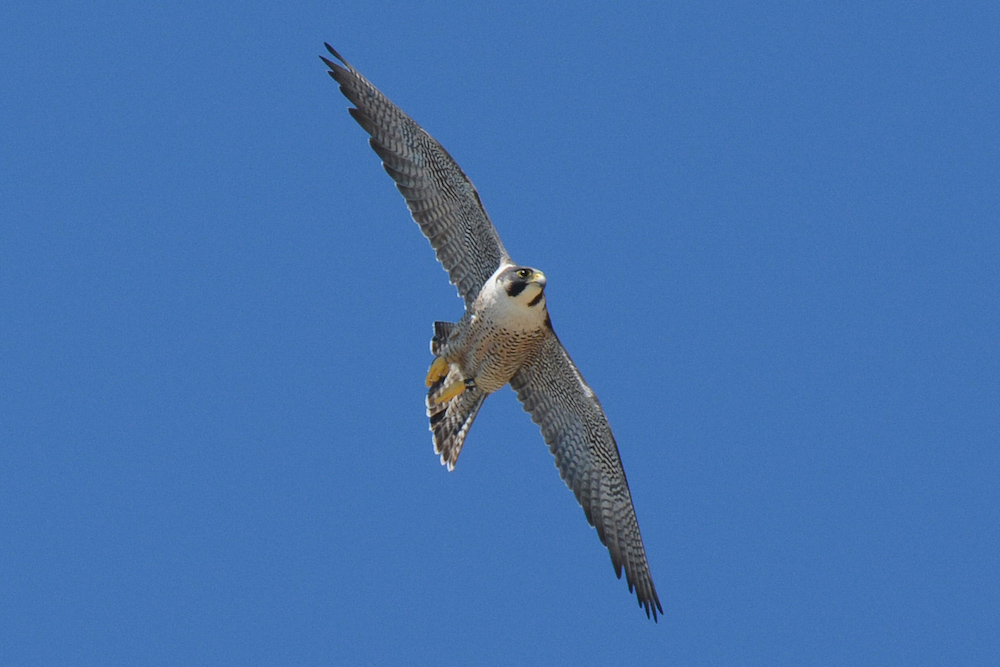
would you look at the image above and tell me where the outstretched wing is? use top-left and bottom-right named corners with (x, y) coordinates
top-left (321, 44), bottom-right (511, 308)
top-left (510, 334), bottom-right (663, 621)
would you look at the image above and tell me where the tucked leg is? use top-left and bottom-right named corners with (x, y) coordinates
top-left (433, 378), bottom-right (467, 404)
top-left (425, 356), bottom-right (450, 387)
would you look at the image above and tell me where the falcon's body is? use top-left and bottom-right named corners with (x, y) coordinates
top-left (322, 44), bottom-right (663, 621)
top-left (427, 265), bottom-right (551, 469)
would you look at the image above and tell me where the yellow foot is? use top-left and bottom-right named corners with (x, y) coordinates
top-left (426, 356), bottom-right (450, 387)
top-left (433, 380), bottom-right (467, 405)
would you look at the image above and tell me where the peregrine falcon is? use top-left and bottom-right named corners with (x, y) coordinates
top-left (321, 44), bottom-right (663, 621)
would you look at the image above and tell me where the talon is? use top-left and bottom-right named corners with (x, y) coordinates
top-left (433, 379), bottom-right (467, 405)
top-left (426, 356), bottom-right (450, 387)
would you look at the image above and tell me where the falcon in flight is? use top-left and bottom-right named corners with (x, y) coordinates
top-left (321, 44), bottom-right (662, 621)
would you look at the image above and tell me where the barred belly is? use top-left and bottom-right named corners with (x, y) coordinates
top-left (464, 325), bottom-right (549, 395)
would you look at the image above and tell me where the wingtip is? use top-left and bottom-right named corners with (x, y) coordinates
top-left (641, 596), bottom-right (662, 623)
top-left (323, 42), bottom-right (347, 66)
top-left (649, 593), bottom-right (664, 623)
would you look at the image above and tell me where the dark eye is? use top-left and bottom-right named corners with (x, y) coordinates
top-left (517, 269), bottom-right (531, 279)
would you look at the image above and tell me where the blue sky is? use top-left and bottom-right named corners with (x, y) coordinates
top-left (2, 1), bottom-right (998, 664)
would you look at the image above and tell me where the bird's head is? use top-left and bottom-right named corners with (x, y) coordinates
top-left (499, 265), bottom-right (547, 309)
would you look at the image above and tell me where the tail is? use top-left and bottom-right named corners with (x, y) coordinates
top-left (430, 321), bottom-right (454, 356)
top-left (426, 367), bottom-right (486, 470)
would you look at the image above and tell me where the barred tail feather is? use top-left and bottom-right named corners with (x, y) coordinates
top-left (426, 372), bottom-right (486, 470)
top-left (431, 321), bottom-right (455, 356)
